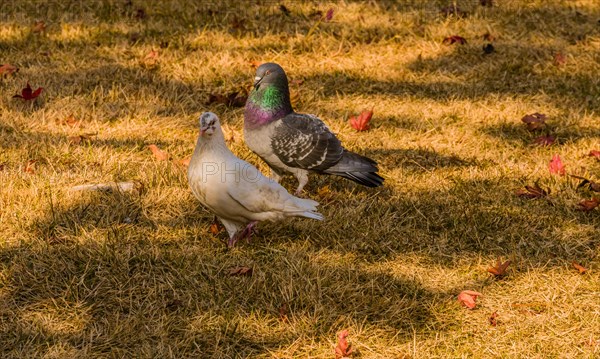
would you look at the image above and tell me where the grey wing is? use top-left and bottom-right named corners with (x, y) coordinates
top-left (271, 113), bottom-right (344, 171)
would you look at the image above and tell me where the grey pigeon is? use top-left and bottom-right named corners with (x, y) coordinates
top-left (244, 62), bottom-right (384, 194)
top-left (188, 112), bottom-right (323, 247)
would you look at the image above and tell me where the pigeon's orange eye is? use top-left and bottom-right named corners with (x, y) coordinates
top-left (265, 70), bottom-right (271, 75)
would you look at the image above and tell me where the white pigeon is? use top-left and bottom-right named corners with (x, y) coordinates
top-left (187, 112), bottom-right (324, 247)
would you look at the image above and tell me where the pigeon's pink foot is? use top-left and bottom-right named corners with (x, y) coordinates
top-left (227, 221), bottom-right (258, 248)
top-left (242, 221), bottom-right (258, 243)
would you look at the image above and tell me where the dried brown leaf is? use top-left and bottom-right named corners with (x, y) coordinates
top-left (515, 184), bottom-right (548, 199)
top-left (32, 21), bottom-right (46, 33)
top-left (487, 258), bottom-right (511, 278)
top-left (554, 52), bottom-right (567, 66)
top-left (533, 135), bottom-right (555, 146)
top-left (0, 64), bottom-right (19, 76)
top-left (442, 35), bottom-right (467, 45)
top-left (57, 115), bottom-right (81, 127)
top-left (68, 133), bottom-right (96, 145)
top-left (521, 113), bottom-right (547, 131)
top-left (489, 311), bottom-right (498, 326)
top-left (228, 266), bottom-right (253, 276)
top-left (209, 217), bottom-right (223, 235)
top-left (577, 198), bottom-right (600, 211)
top-left (142, 49), bottom-right (160, 67)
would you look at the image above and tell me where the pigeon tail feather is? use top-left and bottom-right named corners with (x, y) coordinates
top-left (283, 197), bottom-right (323, 221)
top-left (325, 151), bottom-right (384, 187)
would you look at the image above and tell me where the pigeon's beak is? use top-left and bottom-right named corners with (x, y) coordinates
top-left (253, 76), bottom-right (263, 89)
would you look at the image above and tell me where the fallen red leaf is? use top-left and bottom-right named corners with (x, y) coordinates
top-left (458, 290), bottom-right (483, 309)
top-left (0, 163), bottom-right (5, 171)
top-left (32, 21), bottom-right (46, 33)
top-left (442, 35), bottom-right (467, 45)
top-left (589, 150), bottom-right (600, 159)
top-left (334, 329), bottom-right (352, 359)
top-left (521, 113), bottom-right (547, 131)
top-left (325, 8), bottom-right (334, 21)
top-left (13, 82), bottom-right (43, 101)
top-left (349, 109), bottom-right (373, 131)
top-left (249, 60), bottom-right (262, 68)
top-left (571, 261), bottom-right (587, 274)
top-left (533, 135), bottom-right (555, 146)
top-left (515, 184), bottom-right (548, 199)
top-left (549, 154), bottom-right (566, 176)
top-left (178, 156), bottom-right (191, 167)
top-left (487, 258), bottom-right (511, 278)
top-left (554, 52), bottom-right (567, 66)
top-left (24, 160), bottom-right (37, 174)
top-left (489, 311), bottom-right (498, 326)
top-left (0, 64), bottom-right (19, 76)
top-left (577, 197), bottom-right (600, 211)
top-left (147, 144), bottom-right (169, 161)
top-left (228, 266), bottom-right (253, 276)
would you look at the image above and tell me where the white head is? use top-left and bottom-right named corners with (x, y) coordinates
top-left (199, 112), bottom-right (221, 137)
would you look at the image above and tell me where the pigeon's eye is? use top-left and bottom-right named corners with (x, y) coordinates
top-left (265, 70), bottom-right (271, 76)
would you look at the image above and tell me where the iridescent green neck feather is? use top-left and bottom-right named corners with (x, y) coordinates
top-left (245, 81), bottom-right (292, 129)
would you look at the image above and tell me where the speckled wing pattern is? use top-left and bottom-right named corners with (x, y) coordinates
top-left (271, 113), bottom-right (344, 172)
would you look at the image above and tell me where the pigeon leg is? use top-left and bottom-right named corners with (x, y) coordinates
top-left (227, 234), bottom-right (240, 248)
top-left (294, 172), bottom-right (309, 196)
top-left (227, 221), bottom-right (258, 248)
top-left (242, 221), bottom-right (258, 243)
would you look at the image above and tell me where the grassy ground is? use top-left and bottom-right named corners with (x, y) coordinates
top-left (1, 0), bottom-right (600, 357)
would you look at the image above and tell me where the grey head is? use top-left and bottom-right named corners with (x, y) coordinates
top-left (253, 62), bottom-right (288, 90)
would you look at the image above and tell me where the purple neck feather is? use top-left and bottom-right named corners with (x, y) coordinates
top-left (244, 102), bottom-right (290, 129)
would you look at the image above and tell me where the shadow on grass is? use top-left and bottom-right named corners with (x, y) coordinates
top-left (481, 122), bottom-right (600, 146)
top-left (1, 190), bottom-right (442, 356)
top-left (367, 147), bottom-right (479, 172)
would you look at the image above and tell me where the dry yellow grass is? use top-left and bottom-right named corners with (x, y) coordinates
top-left (1, 0), bottom-right (600, 357)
